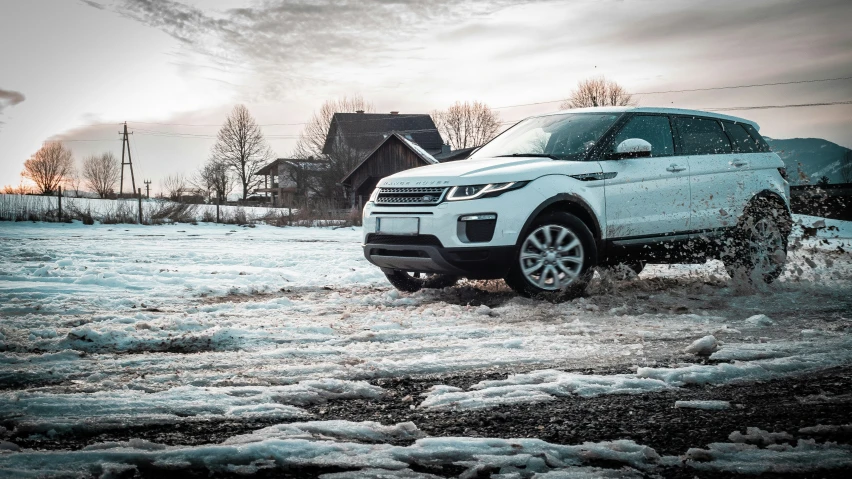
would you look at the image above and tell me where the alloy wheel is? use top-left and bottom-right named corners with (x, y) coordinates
top-left (519, 225), bottom-right (584, 291)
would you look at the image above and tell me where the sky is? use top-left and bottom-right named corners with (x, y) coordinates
top-left (1, 0), bottom-right (851, 194)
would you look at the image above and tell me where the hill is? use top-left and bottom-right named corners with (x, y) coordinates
top-left (764, 137), bottom-right (851, 185)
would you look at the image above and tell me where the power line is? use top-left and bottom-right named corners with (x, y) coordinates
top-left (634, 76), bottom-right (852, 95)
top-left (492, 75), bottom-right (852, 109)
top-left (705, 100), bottom-right (852, 112)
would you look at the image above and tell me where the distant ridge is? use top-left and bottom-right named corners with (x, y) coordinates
top-left (763, 137), bottom-right (851, 185)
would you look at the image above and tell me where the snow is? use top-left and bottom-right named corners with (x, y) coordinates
top-left (419, 337), bottom-right (852, 410)
top-left (0, 420), bottom-right (663, 478)
top-left (683, 335), bottom-right (719, 356)
top-left (0, 216), bottom-right (851, 475)
top-left (744, 314), bottom-right (775, 327)
top-left (672, 438), bottom-right (852, 475)
top-left (729, 427), bottom-right (793, 446)
top-left (675, 400), bottom-right (731, 410)
top-left (1, 379), bottom-right (383, 436)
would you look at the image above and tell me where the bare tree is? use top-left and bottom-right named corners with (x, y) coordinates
top-left (65, 167), bottom-right (83, 197)
top-left (194, 159), bottom-right (234, 203)
top-left (2, 182), bottom-right (33, 195)
top-left (211, 105), bottom-right (273, 200)
top-left (293, 95), bottom-right (374, 200)
top-left (162, 174), bottom-right (187, 201)
top-left (559, 76), bottom-right (635, 109)
top-left (431, 101), bottom-right (501, 150)
top-left (82, 152), bottom-right (120, 198)
top-left (293, 95), bottom-right (374, 161)
top-left (22, 142), bottom-right (74, 194)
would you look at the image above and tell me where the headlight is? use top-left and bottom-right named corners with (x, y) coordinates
top-left (447, 181), bottom-right (527, 201)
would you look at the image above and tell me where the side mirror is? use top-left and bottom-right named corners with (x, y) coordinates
top-left (612, 138), bottom-right (652, 159)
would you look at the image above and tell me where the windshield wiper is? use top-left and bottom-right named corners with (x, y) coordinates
top-left (496, 153), bottom-right (561, 161)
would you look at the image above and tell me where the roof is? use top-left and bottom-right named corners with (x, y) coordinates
top-left (255, 158), bottom-right (328, 176)
top-left (322, 113), bottom-right (444, 154)
top-left (340, 132), bottom-right (438, 186)
top-left (537, 106), bottom-right (760, 130)
top-left (433, 146), bottom-right (477, 162)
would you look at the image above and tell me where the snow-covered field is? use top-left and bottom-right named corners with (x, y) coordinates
top-left (1, 215), bottom-right (850, 477)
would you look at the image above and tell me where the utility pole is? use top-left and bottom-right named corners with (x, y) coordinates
top-left (144, 179), bottom-right (152, 199)
top-left (118, 122), bottom-right (136, 197)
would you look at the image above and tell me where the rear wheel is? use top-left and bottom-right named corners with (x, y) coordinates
top-left (504, 212), bottom-right (597, 301)
top-left (383, 270), bottom-right (459, 293)
top-left (722, 200), bottom-right (791, 283)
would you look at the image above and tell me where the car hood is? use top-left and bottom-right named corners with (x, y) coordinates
top-left (377, 157), bottom-right (599, 187)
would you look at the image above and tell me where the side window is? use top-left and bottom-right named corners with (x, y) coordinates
top-left (723, 122), bottom-right (758, 153)
top-left (674, 117), bottom-right (732, 155)
top-left (608, 115), bottom-right (674, 157)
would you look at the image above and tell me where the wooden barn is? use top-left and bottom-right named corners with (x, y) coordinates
top-left (340, 132), bottom-right (439, 204)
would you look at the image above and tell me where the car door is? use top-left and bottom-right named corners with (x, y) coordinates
top-left (720, 120), bottom-right (769, 216)
top-left (673, 116), bottom-right (738, 232)
top-left (600, 114), bottom-right (691, 239)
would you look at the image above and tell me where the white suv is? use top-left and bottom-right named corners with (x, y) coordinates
top-left (362, 107), bottom-right (792, 299)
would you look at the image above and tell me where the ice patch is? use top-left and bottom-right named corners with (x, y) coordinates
top-left (419, 369), bottom-right (671, 410)
top-left (729, 427), bottom-right (793, 446)
top-left (744, 314), bottom-right (775, 327)
top-left (0, 421), bottom-right (663, 478)
top-left (684, 335), bottom-right (719, 356)
top-left (0, 380), bottom-right (383, 435)
top-left (672, 439), bottom-right (852, 475)
top-left (675, 400), bottom-right (731, 410)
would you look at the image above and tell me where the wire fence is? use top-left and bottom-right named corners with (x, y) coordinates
top-left (0, 194), bottom-right (361, 227)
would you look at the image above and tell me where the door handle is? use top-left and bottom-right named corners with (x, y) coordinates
top-left (666, 164), bottom-right (686, 173)
top-left (730, 159), bottom-right (748, 167)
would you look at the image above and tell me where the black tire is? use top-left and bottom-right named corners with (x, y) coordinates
top-left (383, 270), bottom-right (459, 293)
top-left (722, 198), bottom-right (791, 284)
top-left (504, 211), bottom-right (597, 301)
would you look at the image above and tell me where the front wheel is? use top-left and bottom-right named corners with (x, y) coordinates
top-left (504, 212), bottom-right (597, 301)
top-left (383, 270), bottom-right (459, 293)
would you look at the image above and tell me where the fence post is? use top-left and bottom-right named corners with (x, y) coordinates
top-left (137, 188), bottom-right (143, 224)
top-left (57, 186), bottom-right (62, 222)
top-left (288, 196), bottom-right (292, 226)
top-left (216, 196), bottom-right (220, 223)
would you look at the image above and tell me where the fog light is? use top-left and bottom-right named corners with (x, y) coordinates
top-left (460, 214), bottom-right (497, 221)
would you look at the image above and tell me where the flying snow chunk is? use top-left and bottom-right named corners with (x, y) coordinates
top-left (684, 335), bottom-right (719, 356)
top-left (744, 314), bottom-right (775, 327)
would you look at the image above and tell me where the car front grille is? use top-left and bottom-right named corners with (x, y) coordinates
top-left (375, 187), bottom-right (449, 206)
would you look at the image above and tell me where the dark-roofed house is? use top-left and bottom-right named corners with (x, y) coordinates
top-left (323, 111), bottom-right (444, 157)
top-left (255, 158), bottom-right (328, 206)
top-left (340, 132), bottom-right (439, 204)
top-left (433, 146), bottom-right (477, 162)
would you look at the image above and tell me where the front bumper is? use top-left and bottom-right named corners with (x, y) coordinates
top-left (363, 239), bottom-right (515, 279)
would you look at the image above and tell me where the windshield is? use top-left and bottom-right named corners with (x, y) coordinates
top-left (472, 113), bottom-right (622, 161)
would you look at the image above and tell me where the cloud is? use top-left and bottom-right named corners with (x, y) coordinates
top-left (83, 0), bottom-right (522, 98)
top-left (0, 89), bottom-right (26, 116)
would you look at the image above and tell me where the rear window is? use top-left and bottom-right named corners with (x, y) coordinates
top-left (742, 123), bottom-right (770, 152)
top-left (723, 121), bottom-right (759, 153)
top-left (674, 117), bottom-right (732, 155)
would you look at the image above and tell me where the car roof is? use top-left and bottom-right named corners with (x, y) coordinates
top-left (536, 106), bottom-right (760, 130)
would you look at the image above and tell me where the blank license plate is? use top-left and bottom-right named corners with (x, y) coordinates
top-left (377, 217), bottom-right (419, 235)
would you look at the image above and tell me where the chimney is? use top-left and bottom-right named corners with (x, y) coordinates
top-left (390, 111), bottom-right (399, 115)
top-left (441, 143), bottom-right (451, 155)
top-left (356, 110), bottom-right (364, 114)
